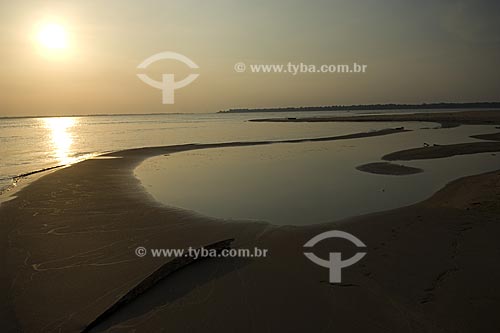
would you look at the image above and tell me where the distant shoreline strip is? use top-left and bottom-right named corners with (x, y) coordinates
top-left (220, 102), bottom-right (500, 113)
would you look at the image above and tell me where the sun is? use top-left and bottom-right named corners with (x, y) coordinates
top-left (37, 23), bottom-right (67, 49)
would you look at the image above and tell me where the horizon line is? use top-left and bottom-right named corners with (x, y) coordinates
top-left (2, 101), bottom-right (500, 119)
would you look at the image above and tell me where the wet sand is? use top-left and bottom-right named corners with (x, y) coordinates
top-left (250, 110), bottom-right (500, 128)
top-left (382, 141), bottom-right (500, 161)
top-left (1, 126), bottom-right (500, 332)
top-left (470, 132), bottom-right (500, 141)
top-left (382, 131), bottom-right (500, 161)
top-left (356, 162), bottom-right (423, 175)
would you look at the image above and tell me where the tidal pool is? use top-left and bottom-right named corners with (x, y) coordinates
top-left (135, 124), bottom-right (500, 225)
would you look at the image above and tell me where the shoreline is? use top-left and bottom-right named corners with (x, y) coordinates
top-left (0, 165), bottom-right (66, 200)
top-left (0, 127), bottom-right (408, 204)
top-left (250, 109), bottom-right (500, 128)
top-left (1, 126), bottom-right (500, 331)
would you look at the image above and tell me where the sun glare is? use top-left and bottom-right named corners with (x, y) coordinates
top-left (43, 117), bottom-right (76, 165)
top-left (37, 23), bottom-right (67, 49)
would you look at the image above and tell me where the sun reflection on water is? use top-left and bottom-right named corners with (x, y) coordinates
top-left (43, 117), bottom-right (77, 165)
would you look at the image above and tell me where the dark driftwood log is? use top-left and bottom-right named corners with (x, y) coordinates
top-left (82, 238), bottom-right (235, 332)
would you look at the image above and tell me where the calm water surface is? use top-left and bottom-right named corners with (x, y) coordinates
top-left (0, 110), bottom-right (442, 192)
top-left (135, 124), bottom-right (500, 225)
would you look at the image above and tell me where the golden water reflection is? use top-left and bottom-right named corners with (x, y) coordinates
top-left (43, 117), bottom-right (77, 165)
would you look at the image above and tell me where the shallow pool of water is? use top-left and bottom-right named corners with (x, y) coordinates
top-left (135, 124), bottom-right (500, 225)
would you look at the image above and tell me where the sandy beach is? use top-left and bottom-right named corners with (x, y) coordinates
top-left (1, 112), bottom-right (500, 332)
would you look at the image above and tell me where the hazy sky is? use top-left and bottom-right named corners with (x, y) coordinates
top-left (1, 0), bottom-right (499, 116)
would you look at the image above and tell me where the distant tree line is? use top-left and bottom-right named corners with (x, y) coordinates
top-left (219, 102), bottom-right (500, 113)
